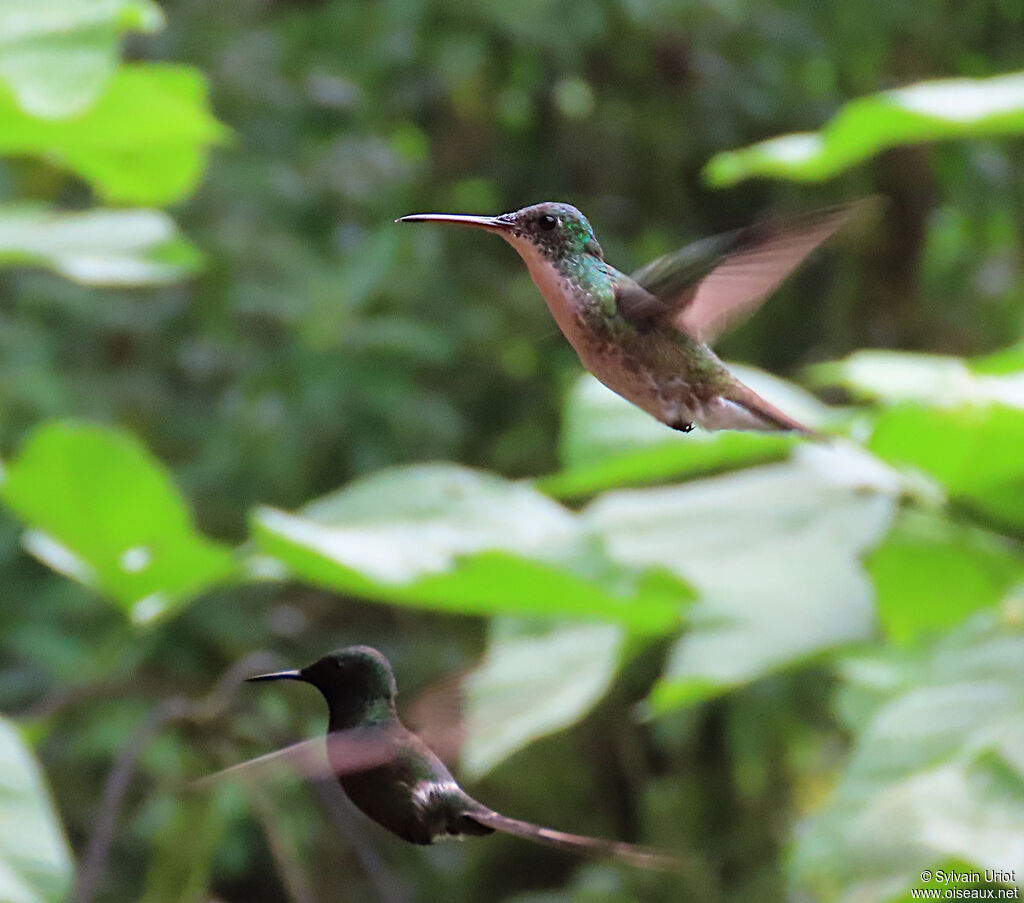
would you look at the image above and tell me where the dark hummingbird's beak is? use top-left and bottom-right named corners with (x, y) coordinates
top-left (395, 213), bottom-right (512, 233)
top-left (246, 668), bottom-right (305, 683)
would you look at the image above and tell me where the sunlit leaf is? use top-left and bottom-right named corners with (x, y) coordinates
top-left (0, 64), bottom-right (228, 204)
top-left (539, 368), bottom-right (828, 499)
top-left (0, 203), bottom-right (201, 285)
top-left (251, 463), bottom-right (688, 632)
top-left (0, 718), bottom-right (73, 903)
top-left (584, 445), bottom-right (903, 713)
top-left (706, 71), bottom-right (1024, 186)
top-left (809, 350), bottom-right (1024, 409)
top-left (867, 509), bottom-right (1024, 644)
top-left (794, 611), bottom-right (1024, 903)
top-left (0, 0), bottom-right (163, 118)
top-left (0, 421), bottom-right (237, 621)
top-left (462, 620), bottom-right (623, 778)
top-left (870, 404), bottom-right (1024, 530)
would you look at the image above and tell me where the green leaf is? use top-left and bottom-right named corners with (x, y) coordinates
top-left (251, 463), bottom-right (687, 632)
top-left (0, 203), bottom-right (202, 285)
top-left (462, 620), bottom-right (623, 778)
top-left (870, 404), bottom-right (1024, 530)
top-left (808, 350), bottom-right (1024, 409)
top-left (0, 63), bottom-right (228, 205)
top-left (0, 718), bottom-right (73, 903)
top-left (793, 612), bottom-right (1024, 903)
top-left (583, 445), bottom-right (902, 713)
top-left (0, 0), bottom-right (163, 118)
top-left (0, 421), bottom-right (237, 621)
top-left (705, 71), bottom-right (1024, 186)
top-left (539, 368), bottom-right (827, 499)
top-left (867, 509), bottom-right (1024, 644)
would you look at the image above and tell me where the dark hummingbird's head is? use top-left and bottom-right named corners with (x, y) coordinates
top-left (398, 201), bottom-right (604, 263)
top-left (248, 646), bottom-right (398, 729)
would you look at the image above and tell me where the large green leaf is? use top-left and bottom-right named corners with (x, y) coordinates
top-left (251, 463), bottom-right (688, 632)
top-left (809, 350), bottom-right (1024, 409)
top-left (870, 404), bottom-right (1024, 530)
top-left (0, 64), bottom-right (227, 204)
top-left (867, 509), bottom-right (1024, 644)
top-left (0, 718), bottom-right (73, 903)
top-left (808, 350), bottom-right (1024, 529)
top-left (0, 203), bottom-right (201, 285)
top-left (539, 368), bottom-right (829, 499)
top-left (462, 620), bottom-right (624, 778)
top-left (584, 445), bottom-right (902, 713)
top-left (0, 0), bottom-right (163, 118)
top-left (705, 71), bottom-right (1024, 186)
top-left (794, 612), bottom-right (1024, 903)
top-left (0, 421), bottom-right (236, 621)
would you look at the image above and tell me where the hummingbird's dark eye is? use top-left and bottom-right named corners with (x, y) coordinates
top-left (538, 214), bottom-right (558, 231)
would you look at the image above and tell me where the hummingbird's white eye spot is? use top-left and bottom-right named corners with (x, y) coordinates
top-left (539, 214), bottom-right (557, 231)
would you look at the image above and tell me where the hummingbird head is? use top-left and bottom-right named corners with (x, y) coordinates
top-left (398, 201), bottom-right (604, 263)
top-left (248, 646), bottom-right (398, 728)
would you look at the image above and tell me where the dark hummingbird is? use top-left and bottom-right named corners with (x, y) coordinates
top-left (212, 646), bottom-right (679, 871)
top-left (399, 200), bottom-right (871, 434)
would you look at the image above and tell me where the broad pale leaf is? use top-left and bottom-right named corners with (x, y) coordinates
top-left (251, 463), bottom-right (687, 632)
top-left (0, 203), bottom-right (201, 285)
top-left (795, 612), bottom-right (1024, 903)
top-left (0, 718), bottom-right (72, 903)
top-left (462, 620), bottom-right (624, 777)
top-left (0, 0), bottom-right (163, 118)
top-left (809, 350), bottom-right (1024, 410)
top-left (585, 444), bottom-right (902, 712)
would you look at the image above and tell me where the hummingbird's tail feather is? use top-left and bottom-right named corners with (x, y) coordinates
top-left (714, 383), bottom-right (825, 440)
top-left (465, 809), bottom-right (683, 873)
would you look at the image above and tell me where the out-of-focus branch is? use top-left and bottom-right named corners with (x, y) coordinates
top-left (22, 676), bottom-right (131, 720)
top-left (245, 787), bottom-right (317, 903)
top-left (69, 696), bottom-right (190, 903)
top-left (68, 650), bottom-right (285, 903)
top-left (310, 779), bottom-right (411, 903)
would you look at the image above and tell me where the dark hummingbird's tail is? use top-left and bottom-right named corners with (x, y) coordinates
top-left (464, 808), bottom-right (683, 873)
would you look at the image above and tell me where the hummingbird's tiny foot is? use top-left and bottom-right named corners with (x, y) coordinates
top-left (670, 420), bottom-right (694, 433)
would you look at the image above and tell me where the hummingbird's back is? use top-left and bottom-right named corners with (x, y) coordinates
top-left (334, 729), bottom-right (493, 844)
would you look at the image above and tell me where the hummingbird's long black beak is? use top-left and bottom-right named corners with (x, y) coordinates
top-left (395, 213), bottom-right (511, 232)
top-left (246, 669), bottom-right (305, 683)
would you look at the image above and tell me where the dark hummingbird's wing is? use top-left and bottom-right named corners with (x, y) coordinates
top-left (626, 199), bottom-right (877, 344)
top-left (189, 729), bottom-right (398, 790)
top-left (465, 809), bottom-right (683, 873)
top-left (403, 668), bottom-right (471, 766)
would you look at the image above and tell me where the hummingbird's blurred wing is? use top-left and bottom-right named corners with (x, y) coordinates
top-left (628, 199), bottom-right (877, 344)
top-left (466, 809), bottom-right (683, 872)
top-left (190, 729), bottom-right (398, 790)
top-left (403, 669), bottom-right (468, 767)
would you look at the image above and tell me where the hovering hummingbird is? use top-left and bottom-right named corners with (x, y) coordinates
top-left (399, 200), bottom-right (871, 434)
top-left (206, 646), bottom-right (678, 871)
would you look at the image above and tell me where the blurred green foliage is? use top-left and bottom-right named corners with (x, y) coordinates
top-left (704, 72), bottom-right (1024, 186)
top-left (1, 2), bottom-right (1024, 903)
